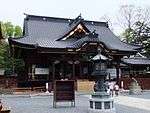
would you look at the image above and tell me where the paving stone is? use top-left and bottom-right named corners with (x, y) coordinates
top-left (0, 92), bottom-right (150, 113)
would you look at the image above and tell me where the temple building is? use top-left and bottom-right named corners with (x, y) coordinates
top-left (8, 14), bottom-right (150, 90)
top-left (120, 53), bottom-right (150, 89)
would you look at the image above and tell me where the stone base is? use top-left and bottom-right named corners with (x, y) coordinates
top-left (129, 87), bottom-right (142, 95)
top-left (45, 91), bottom-right (50, 94)
top-left (88, 108), bottom-right (116, 113)
top-left (89, 92), bottom-right (116, 113)
top-left (129, 82), bottom-right (142, 95)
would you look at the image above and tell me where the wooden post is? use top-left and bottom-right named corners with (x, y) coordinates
top-left (72, 61), bottom-right (75, 80)
top-left (116, 61), bottom-right (120, 85)
top-left (23, 62), bottom-right (30, 89)
top-left (62, 61), bottom-right (65, 79)
top-left (52, 63), bottom-right (55, 82)
top-left (52, 61), bottom-right (56, 94)
top-left (12, 45), bottom-right (15, 75)
top-left (52, 62), bottom-right (56, 107)
top-left (79, 62), bottom-right (82, 78)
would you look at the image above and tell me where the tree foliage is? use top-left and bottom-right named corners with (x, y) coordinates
top-left (1, 22), bottom-right (22, 38)
top-left (0, 21), bottom-right (24, 75)
top-left (14, 26), bottom-right (22, 37)
top-left (0, 43), bottom-right (7, 68)
top-left (119, 5), bottom-right (150, 56)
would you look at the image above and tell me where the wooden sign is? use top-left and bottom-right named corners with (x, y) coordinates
top-left (53, 80), bottom-right (75, 107)
top-left (35, 68), bottom-right (49, 75)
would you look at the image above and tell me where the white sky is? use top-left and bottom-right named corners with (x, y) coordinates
top-left (0, 0), bottom-right (150, 35)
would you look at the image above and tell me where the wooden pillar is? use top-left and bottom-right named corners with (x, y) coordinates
top-left (52, 62), bottom-right (56, 92)
top-left (113, 56), bottom-right (121, 85)
top-left (79, 62), bottom-right (82, 79)
top-left (116, 63), bottom-right (120, 85)
top-left (52, 62), bottom-right (56, 107)
top-left (12, 45), bottom-right (15, 74)
top-left (52, 63), bottom-right (55, 81)
top-left (61, 55), bottom-right (65, 78)
top-left (23, 60), bottom-right (30, 82)
top-left (48, 64), bottom-right (52, 81)
top-left (72, 61), bottom-right (75, 80)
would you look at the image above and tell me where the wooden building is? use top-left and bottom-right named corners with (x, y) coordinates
top-left (8, 14), bottom-right (142, 90)
top-left (120, 54), bottom-right (150, 89)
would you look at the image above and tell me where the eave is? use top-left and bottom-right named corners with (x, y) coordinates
top-left (9, 38), bottom-right (138, 56)
top-left (8, 38), bottom-right (36, 49)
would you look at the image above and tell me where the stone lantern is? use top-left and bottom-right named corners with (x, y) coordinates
top-left (88, 50), bottom-right (116, 113)
top-left (129, 77), bottom-right (142, 95)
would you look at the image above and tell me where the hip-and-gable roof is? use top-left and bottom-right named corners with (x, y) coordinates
top-left (9, 14), bottom-right (141, 53)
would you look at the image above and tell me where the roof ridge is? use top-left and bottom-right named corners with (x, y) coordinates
top-left (122, 41), bottom-right (142, 48)
top-left (124, 57), bottom-right (149, 59)
top-left (25, 14), bottom-right (108, 26)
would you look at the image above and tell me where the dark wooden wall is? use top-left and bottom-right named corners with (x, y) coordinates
top-left (119, 77), bottom-right (150, 90)
top-left (0, 76), bottom-right (17, 88)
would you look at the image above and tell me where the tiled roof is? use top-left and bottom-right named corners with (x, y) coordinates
top-left (67, 33), bottom-right (99, 48)
top-left (9, 14), bottom-right (141, 52)
top-left (122, 57), bottom-right (150, 65)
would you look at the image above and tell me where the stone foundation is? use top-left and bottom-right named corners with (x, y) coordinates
top-left (129, 81), bottom-right (142, 95)
top-left (88, 92), bottom-right (116, 113)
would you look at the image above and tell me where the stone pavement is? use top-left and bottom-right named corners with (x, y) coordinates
top-left (0, 91), bottom-right (150, 113)
top-left (115, 95), bottom-right (150, 111)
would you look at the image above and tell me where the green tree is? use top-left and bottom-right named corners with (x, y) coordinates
top-left (14, 26), bottom-right (22, 37)
top-left (0, 43), bottom-right (6, 68)
top-left (132, 21), bottom-right (150, 56)
top-left (0, 21), bottom-right (24, 75)
top-left (118, 5), bottom-right (150, 56)
top-left (1, 22), bottom-right (22, 38)
top-left (122, 28), bottom-right (134, 43)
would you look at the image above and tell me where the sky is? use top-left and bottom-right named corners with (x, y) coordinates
top-left (0, 0), bottom-right (150, 34)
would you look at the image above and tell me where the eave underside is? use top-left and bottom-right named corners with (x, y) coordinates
top-left (9, 42), bottom-right (137, 59)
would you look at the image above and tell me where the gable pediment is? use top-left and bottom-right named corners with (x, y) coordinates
top-left (58, 16), bottom-right (90, 41)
